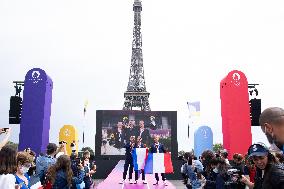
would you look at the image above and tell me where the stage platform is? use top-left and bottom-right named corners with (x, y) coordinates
top-left (96, 160), bottom-right (177, 189)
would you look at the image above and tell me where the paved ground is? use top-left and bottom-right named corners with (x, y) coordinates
top-left (94, 179), bottom-right (185, 189)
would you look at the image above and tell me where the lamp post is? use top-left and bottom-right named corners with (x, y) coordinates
top-left (83, 100), bottom-right (88, 148)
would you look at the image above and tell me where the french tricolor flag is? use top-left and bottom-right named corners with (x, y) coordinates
top-left (144, 153), bottom-right (173, 174)
top-left (132, 148), bottom-right (148, 171)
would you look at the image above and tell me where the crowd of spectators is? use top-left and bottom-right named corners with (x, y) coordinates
top-left (0, 129), bottom-right (96, 189)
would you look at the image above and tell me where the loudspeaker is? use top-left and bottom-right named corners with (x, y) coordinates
top-left (250, 98), bottom-right (261, 126)
top-left (9, 96), bottom-right (22, 124)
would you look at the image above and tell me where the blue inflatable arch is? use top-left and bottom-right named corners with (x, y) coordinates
top-left (194, 126), bottom-right (213, 158)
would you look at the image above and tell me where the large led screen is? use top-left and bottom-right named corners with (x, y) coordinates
top-left (95, 110), bottom-right (177, 156)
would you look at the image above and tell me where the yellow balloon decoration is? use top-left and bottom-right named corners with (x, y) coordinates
top-left (59, 125), bottom-right (79, 156)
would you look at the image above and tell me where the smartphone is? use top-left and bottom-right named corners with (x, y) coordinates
top-left (1, 128), bottom-right (9, 132)
top-left (59, 141), bottom-right (67, 145)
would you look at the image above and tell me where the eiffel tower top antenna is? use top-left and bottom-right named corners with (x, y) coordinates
top-left (123, 0), bottom-right (151, 111)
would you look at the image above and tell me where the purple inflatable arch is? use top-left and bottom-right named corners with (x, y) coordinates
top-left (18, 68), bottom-right (53, 155)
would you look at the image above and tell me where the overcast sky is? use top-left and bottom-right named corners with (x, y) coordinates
top-left (1, 0), bottom-right (284, 152)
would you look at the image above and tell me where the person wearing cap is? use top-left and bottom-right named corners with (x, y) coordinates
top-left (259, 107), bottom-right (284, 154)
top-left (240, 143), bottom-right (284, 189)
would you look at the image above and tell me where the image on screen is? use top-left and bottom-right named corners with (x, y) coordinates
top-left (97, 110), bottom-right (176, 155)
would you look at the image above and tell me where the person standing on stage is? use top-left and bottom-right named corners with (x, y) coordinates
top-left (134, 136), bottom-right (147, 184)
top-left (119, 136), bottom-right (136, 184)
top-left (138, 120), bottom-right (151, 146)
top-left (150, 135), bottom-right (168, 186)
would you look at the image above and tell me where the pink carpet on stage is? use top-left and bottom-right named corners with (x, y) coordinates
top-left (96, 160), bottom-right (176, 189)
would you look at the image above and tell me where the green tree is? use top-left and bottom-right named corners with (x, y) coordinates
top-left (213, 143), bottom-right (223, 153)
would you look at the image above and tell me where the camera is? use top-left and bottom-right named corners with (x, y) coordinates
top-left (225, 169), bottom-right (243, 186)
top-left (70, 142), bottom-right (76, 152)
top-left (70, 142), bottom-right (75, 147)
top-left (59, 141), bottom-right (67, 145)
top-left (75, 157), bottom-right (81, 166)
top-left (2, 128), bottom-right (9, 132)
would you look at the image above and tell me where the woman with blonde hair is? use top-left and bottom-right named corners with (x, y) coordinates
top-left (15, 151), bottom-right (34, 189)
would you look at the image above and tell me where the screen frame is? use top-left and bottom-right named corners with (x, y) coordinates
top-left (95, 110), bottom-right (178, 160)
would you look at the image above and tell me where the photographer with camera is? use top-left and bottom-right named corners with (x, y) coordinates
top-left (215, 159), bottom-right (231, 189)
top-left (240, 143), bottom-right (284, 189)
top-left (0, 128), bottom-right (11, 150)
top-left (230, 153), bottom-right (246, 189)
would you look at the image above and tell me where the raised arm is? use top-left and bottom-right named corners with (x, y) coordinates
top-left (0, 128), bottom-right (11, 150)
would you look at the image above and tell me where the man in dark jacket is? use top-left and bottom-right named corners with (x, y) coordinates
top-left (150, 135), bottom-right (168, 186)
top-left (119, 136), bottom-right (136, 184)
top-left (241, 143), bottom-right (284, 189)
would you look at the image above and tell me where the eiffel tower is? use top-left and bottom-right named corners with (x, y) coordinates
top-left (123, 0), bottom-right (150, 111)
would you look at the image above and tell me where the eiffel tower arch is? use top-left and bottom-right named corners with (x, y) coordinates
top-left (123, 0), bottom-right (151, 111)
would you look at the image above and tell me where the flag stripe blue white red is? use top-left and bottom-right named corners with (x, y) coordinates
top-left (153, 153), bottom-right (165, 173)
top-left (132, 148), bottom-right (148, 170)
top-left (144, 153), bottom-right (154, 173)
top-left (144, 153), bottom-right (173, 174)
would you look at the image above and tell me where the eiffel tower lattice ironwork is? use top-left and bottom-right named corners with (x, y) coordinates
top-left (123, 0), bottom-right (150, 111)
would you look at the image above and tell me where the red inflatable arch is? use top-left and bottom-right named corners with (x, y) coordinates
top-left (220, 70), bottom-right (252, 159)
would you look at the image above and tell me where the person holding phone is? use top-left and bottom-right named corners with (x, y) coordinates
top-left (55, 141), bottom-right (68, 158)
top-left (0, 128), bottom-right (11, 150)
